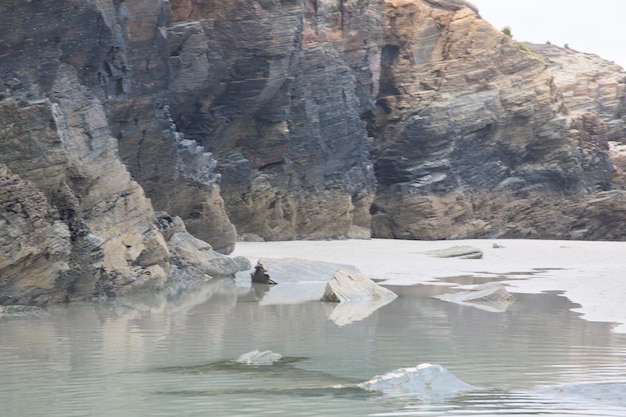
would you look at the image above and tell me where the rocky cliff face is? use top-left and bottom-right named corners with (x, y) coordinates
top-left (162, 0), bottom-right (382, 240)
top-left (106, 0), bottom-right (237, 254)
top-left (367, 0), bottom-right (626, 240)
top-left (0, 0), bottom-right (229, 305)
top-left (2, 0), bottom-right (626, 305)
top-left (0, 71), bottom-right (169, 305)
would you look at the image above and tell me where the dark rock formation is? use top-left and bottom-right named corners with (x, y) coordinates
top-left (251, 263), bottom-right (276, 285)
top-left (107, 0), bottom-right (237, 254)
top-left (0, 0), bottom-right (232, 304)
top-left (161, 0), bottom-right (382, 241)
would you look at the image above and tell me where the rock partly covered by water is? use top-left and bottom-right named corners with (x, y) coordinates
top-left (433, 282), bottom-right (516, 312)
top-left (239, 258), bottom-right (360, 305)
top-left (251, 258), bottom-right (359, 285)
top-left (322, 269), bottom-right (397, 303)
top-left (322, 269), bottom-right (398, 326)
top-left (359, 363), bottom-right (479, 397)
top-left (536, 382), bottom-right (626, 408)
top-left (0, 305), bottom-right (50, 318)
top-left (235, 350), bottom-right (283, 366)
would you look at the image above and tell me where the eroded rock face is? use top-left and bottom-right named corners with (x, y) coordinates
top-left (525, 43), bottom-right (626, 143)
top-left (0, 1), bottom-right (171, 304)
top-left (108, 0), bottom-right (237, 254)
top-left (4, 0), bottom-right (626, 306)
top-left (367, 0), bottom-right (621, 240)
top-left (0, 164), bottom-right (71, 305)
top-left (0, 89), bottom-right (170, 304)
top-left (164, 0), bottom-right (383, 240)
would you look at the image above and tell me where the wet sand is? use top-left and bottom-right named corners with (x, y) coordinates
top-left (232, 239), bottom-right (626, 333)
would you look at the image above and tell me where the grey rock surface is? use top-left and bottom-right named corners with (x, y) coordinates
top-left (433, 282), bottom-right (516, 312)
top-left (426, 246), bottom-right (484, 259)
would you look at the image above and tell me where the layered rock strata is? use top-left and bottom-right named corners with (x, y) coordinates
top-left (0, 0), bottom-right (225, 304)
top-left (0, 83), bottom-right (169, 304)
top-left (107, 0), bottom-right (237, 254)
top-left (159, 0), bottom-right (383, 241)
top-left (367, 0), bottom-right (625, 240)
top-left (4, 0), bottom-right (626, 306)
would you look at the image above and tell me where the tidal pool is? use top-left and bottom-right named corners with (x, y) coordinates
top-left (1, 274), bottom-right (626, 417)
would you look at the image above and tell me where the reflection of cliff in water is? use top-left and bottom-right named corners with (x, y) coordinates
top-left (1, 278), bottom-right (626, 417)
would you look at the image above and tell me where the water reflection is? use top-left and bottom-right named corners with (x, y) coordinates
top-left (0, 278), bottom-right (625, 417)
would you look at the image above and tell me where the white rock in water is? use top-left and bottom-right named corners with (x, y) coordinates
top-left (234, 350), bottom-right (283, 365)
top-left (359, 363), bottom-right (478, 396)
top-left (322, 269), bottom-right (397, 303)
top-left (322, 269), bottom-right (398, 326)
top-left (433, 282), bottom-right (516, 312)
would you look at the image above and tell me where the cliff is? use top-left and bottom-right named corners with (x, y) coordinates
top-left (160, 0), bottom-right (382, 241)
top-left (367, 0), bottom-right (626, 240)
top-left (1, 0), bottom-right (626, 305)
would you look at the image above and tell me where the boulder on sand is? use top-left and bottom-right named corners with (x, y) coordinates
top-left (433, 282), bottom-right (516, 312)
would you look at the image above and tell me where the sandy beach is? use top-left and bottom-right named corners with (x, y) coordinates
top-left (233, 239), bottom-right (626, 333)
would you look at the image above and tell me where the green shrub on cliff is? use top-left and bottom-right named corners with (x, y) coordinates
top-left (518, 42), bottom-right (545, 63)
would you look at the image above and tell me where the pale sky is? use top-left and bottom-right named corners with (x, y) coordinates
top-left (470, 0), bottom-right (626, 69)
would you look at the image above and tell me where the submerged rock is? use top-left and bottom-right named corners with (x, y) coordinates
top-left (536, 382), bottom-right (626, 408)
top-left (359, 363), bottom-right (478, 397)
top-left (426, 246), bottom-right (483, 259)
top-left (433, 282), bottom-right (516, 312)
top-left (253, 258), bottom-right (359, 284)
top-left (0, 305), bottom-right (50, 318)
top-left (235, 350), bottom-right (283, 366)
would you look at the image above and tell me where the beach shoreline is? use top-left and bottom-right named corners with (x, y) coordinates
top-left (232, 239), bottom-right (626, 333)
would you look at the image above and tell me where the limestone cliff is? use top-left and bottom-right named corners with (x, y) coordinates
top-left (0, 0), bottom-right (222, 305)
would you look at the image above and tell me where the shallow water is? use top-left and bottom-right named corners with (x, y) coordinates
top-left (1, 277), bottom-right (626, 417)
